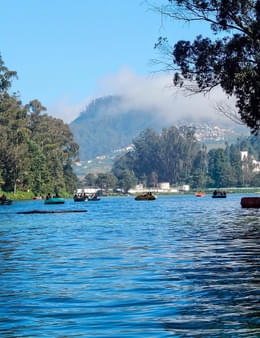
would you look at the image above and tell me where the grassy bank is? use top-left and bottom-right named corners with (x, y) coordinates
top-left (0, 191), bottom-right (35, 200)
top-left (0, 191), bottom-right (73, 200)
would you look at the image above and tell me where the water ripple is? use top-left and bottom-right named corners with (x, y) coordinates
top-left (0, 194), bottom-right (260, 336)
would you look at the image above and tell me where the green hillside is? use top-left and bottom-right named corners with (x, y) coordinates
top-left (69, 96), bottom-right (166, 160)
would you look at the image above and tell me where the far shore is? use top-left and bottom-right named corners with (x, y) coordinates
top-left (1, 187), bottom-right (260, 201)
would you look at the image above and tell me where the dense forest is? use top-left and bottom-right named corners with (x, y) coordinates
top-left (0, 55), bottom-right (79, 196)
top-left (112, 126), bottom-right (260, 189)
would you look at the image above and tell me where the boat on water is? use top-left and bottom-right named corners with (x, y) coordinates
top-left (135, 192), bottom-right (156, 201)
top-left (44, 197), bottom-right (65, 204)
top-left (212, 191), bottom-right (227, 198)
top-left (88, 196), bottom-right (100, 201)
top-left (195, 192), bottom-right (206, 197)
top-left (73, 196), bottom-right (88, 202)
top-left (241, 197), bottom-right (260, 208)
top-left (0, 199), bottom-right (13, 205)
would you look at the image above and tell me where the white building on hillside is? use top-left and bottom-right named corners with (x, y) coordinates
top-left (240, 151), bottom-right (260, 173)
top-left (158, 182), bottom-right (170, 190)
top-left (179, 185), bottom-right (190, 191)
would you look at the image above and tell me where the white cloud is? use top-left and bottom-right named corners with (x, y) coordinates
top-left (97, 67), bottom-right (236, 125)
top-left (47, 67), bottom-right (237, 126)
top-left (47, 95), bottom-right (93, 124)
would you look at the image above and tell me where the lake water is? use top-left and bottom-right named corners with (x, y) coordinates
top-left (0, 194), bottom-right (260, 337)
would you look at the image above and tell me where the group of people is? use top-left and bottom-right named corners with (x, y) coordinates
top-left (46, 193), bottom-right (61, 200)
top-left (213, 190), bottom-right (226, 197)
top-left (74, 193), bottom-right (88, 199)
top-left (74, 193), bottom-right (98, 199)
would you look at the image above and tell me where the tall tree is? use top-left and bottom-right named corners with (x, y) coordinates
top-left (154, 0), bottom-right (260, 133)
top-left (0, 54), bottom-right (79, 195)
top-left (118, 170), bottom-right (137, 193)
top-left (208, 148), bottom-right (236, 187)
top-left (113, 126), bottom-right (206, 186)
top-left (84, 173), bottom-right (97, 187)
top-left (96, 173), bottom-right (118, 191)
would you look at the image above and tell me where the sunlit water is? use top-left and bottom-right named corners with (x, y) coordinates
top-left (0, 194), bottom-right (260, 337)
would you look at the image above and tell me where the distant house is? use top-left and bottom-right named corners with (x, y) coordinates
top-left (77, 188), bottom-right (99, 194)
top-left (158, 182), bottom-right (170, 190)
top-left (252, 159), bottom-right (260, 173)
top-left (179, 185), bottom-right (190, 192)
top-left (128, 182), bottom-right (178, 194)
top-left (240, 151), bottom-right (249, 161)
top-left (135, 184), bottom-right (144, 191)
top-left (240, 151), bottom-right (260, 173)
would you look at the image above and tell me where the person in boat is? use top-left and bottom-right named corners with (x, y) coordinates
top-left (46, 193), bottom-right (51, 200)
top-left (91, 193), bottom-right (97, 199)
top-left (213, 190), bottom-right (217, 196)
top-left (54, 193), bottom-right (60, 198)
top-left (0, 194), bottom-right (6, 201)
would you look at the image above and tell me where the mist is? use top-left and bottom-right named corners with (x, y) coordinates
top-left (49, 67), bottom-right (237, 126)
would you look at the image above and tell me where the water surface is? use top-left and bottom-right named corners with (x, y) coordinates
top-left (0, 194), bottom-right (260, 337)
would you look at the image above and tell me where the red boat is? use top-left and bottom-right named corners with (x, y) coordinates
top-left (195, 192), bottom-right (205, 197)
top-left (241, 197), bottom-right (260, 208)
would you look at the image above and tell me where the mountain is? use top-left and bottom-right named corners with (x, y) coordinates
top-left (70, 95), bottom-right (249, 162)
top-left (69, 96), bottom-right (167, 160)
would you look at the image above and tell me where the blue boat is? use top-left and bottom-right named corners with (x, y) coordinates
top-left (44, 198), bottom-right (65, 204)
top-left (88, 197), bottom-right (100, 201)
top-left (0, 199), bottom-right (13, 205)
top-left (74, 196), bottom-right (88, 202)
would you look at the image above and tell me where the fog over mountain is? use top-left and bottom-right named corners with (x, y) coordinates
top-left (52, 68), bottom-right (236, 124)
top-left (97, 68), bottom-right (234, 125)
top-left (68, 69), bottom-right (247, 160)
top-left (70, 95), bottom-right (167, 160)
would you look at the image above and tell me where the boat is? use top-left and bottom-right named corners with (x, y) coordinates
top-left (88, 196), bottom-right (100, 201)
top-left (0, 199), bottom-right (13, 205)
top-left (195, 192), bottom-right (206, 197)
top-left (135, 192), bottom-right (156, 201)
top-left (73, 196), bottom-right (88, 202)
top-left (241, 197), bottom-right (260, 208)
top-left (212, 191), bottom-right (227, 198)
top-left (44, 197), bottom-right (65, 204)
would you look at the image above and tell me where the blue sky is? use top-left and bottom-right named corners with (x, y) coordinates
top-left (1, 0), bottom-right (224, 123)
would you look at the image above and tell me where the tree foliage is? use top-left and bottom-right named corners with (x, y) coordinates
top-left (113, 126), bottom-right (207, 186)
top-left (0, 54), bottom-right (79, 195)
top-left (154, 0), bottom-right (260, 133)
top-left (113, 126), bottom-right (260, 188)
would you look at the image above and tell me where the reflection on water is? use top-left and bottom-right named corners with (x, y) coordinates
top-left (0, 195), bottom-right (260, 336)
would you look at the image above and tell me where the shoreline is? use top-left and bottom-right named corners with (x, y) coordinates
top-left (1, 188), bottom-right (260, 201)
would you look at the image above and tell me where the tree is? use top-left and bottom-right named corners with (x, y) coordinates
top-left (0, 168), bottom-right (4, 188)
top-left (149, 171), bottom-right (158, 187)
top-left (118, 170), bottom-right (137, 193)
top-left (0, 53), bottom-right (17, 94)
top-left (132, 128), bottom-right (161, 179)
top-left (250, 172), bottom-right (260, 186)
top-left (113, 126), bottom-right (206, 186)
top-left (227, 143), bottom-right (243, 186)
top-left (84, 173), bottom-right (96, 187)
top-left (96, 173), bottom-right (118, 191)
top-left (208, 148), bottom-right (236, 187)
top-left (154, 0), bottom-right (260, 133)
top-left (0, 54), bottom-right (79, 195)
